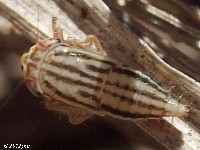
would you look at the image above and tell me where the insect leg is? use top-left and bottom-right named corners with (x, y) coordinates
top-left (82, 35), bottom-right (105, 53)
top-left (66, 35), bottom-right (107, 55)
top-left (66, 108), bottom-right (94, 125)
top-left (44, 98), bottom-right (93, 125)
top-left (52, 17), bottom-right (106, 55)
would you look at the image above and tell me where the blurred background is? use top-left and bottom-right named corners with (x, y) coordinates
top-left (0, 0), bottom-right (200, 149)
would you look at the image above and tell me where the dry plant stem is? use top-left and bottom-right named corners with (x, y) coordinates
top-left (103, 0), bottom-right (200, 81)
top-left (0, 0), bottom-right (200, 149)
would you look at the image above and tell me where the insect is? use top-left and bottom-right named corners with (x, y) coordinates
top-left (21, 17), bottom-right (188, 125)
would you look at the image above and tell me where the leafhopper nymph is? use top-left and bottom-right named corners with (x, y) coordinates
top-left (21, 17), bottom-right (188, 125)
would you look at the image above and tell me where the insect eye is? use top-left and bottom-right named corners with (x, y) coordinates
top-left (21, 65), bottom-right (23, 71)
top-left (35, 92), bottom-right (42, 97)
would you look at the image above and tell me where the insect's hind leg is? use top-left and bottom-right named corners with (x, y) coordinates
top-left (66, 35), bottom-right (106, 55)
top-left (44, 98), bottom-right (93, 125)
top-left (82, 35), bottom-right (105, 53)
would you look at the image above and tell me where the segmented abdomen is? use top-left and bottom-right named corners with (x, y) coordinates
top-left (101, 66), bottom-right (170, 120)
top-left (38, 44), bottom-right (178, 120)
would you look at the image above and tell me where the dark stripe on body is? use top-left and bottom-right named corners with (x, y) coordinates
top-left (112, 67), bottom-right (168, 95)
top-left (53, 48), bottom-right (116, 66)
top-left (78, 90), bottom-right (101, 103)
top-left (46, 61), bottom-right (103, 83)
top-left (101, 104), bottom-right (160, 119)
top-left (86, 65), bottom-right (110, 74)
top-left (105, 80), bottom-right (169, 103)
top-left (43, 69), bottom-right (166, 112)
top-left (44, 69), bottom-right (101, 91)
top-left (102, 89), bottom-right (165, 111)
top-left (43, 80), bottom-right (98, 110)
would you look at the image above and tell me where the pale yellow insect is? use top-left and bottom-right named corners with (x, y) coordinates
top-left (21, 17), bottom-right (188, 125)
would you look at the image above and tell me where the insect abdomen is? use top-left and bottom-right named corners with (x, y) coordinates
top-left (99, 66), bottom-right (169, 120)
top-left (100, 65), bottom-right (189, 120)
top-left (39, 44), bottom-right (187, 120)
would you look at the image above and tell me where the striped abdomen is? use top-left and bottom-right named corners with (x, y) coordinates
top-left (37, 44), bottom-right (186, 121)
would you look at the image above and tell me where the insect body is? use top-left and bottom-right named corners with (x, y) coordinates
top-left (21, 17), bottom-right (188, 125)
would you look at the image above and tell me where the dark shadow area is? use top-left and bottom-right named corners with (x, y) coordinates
top-left (0, 84), bottom-right (131, 150)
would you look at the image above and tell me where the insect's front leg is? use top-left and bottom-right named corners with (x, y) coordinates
top-left (52, 17), bottom-right (105, 54)
top-left (44, 98), bottom-right (93, 125)
top-left (52, 17), bottom-right (107, 56)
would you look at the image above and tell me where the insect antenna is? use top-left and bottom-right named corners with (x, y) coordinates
top-left (52, 17), bottom-right (65, 42)
top-left (36, 0), bottom-right (40, 42)
top-left (0, 80), bottom-right (24, 111)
